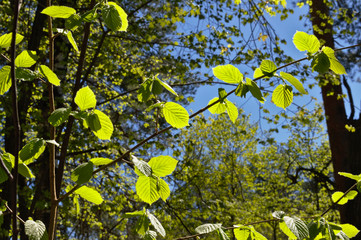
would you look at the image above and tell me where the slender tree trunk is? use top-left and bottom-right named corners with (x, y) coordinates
top-left (310, 0), bottom-right (361, 233)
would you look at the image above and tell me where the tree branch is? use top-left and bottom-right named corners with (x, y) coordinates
top-left (342, 76), bottom-right (355, 120)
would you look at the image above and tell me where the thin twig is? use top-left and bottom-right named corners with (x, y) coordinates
top-left (5, 203), bottom-right (25, 225)
top-left (0, 155), bottom-right (13, 181)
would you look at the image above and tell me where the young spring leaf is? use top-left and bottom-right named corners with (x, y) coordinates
top-left (332, 191), bottom-right (358, 205)
top-left (25, 220), bottom-right (47, 240)
top-left (158, 178), bottom-right (171, 201)
top-left (246, 78), bottom-right (265, 103)
top-left (213, 64), bottom-right (243, 84)
top-left (74, 186), bottom-right (103, 204)
top-left (71, 162), bottom-right (94, 185)
top-left (41, 6), bottom-right (76, 19)
top-left (235, 82), bottom-right (248, 97)
top-left (151, 78), bottom-right (163, 95)
top-left (15, 50), bottom-right (37, 68)
top-left (340, 224), bottom-right (360, 238)
top-left (132, 156), bottom-right (152, 177)
top-left (66, 30), bottom-right (79, 52)
top-left (148, 155), bottom-right (178, 177)
top-left (272, 84), bottom-right (293, 109)
top-left (19, 138), bottom-right (46, 165)
top-left (122, 210), bottom-right (146, 218)
top-left (136, 213), bottom-right (150, 236)
top-left (155, 77), bottom-right (178, 96)
top-left (311, 52), bottom-right (330, 74)
top-left (16, 68), bottom-right (37, 81)
top-left (91, 111), bottom-right (113, 139)
top-left (249, 226), bottom-right (267, 240)
top-left (218, 228), bottom-right (230, 240)
top-left (282, 216), bottom-right (309, 240)
top-left (280, 72), bottom-right (307, 94)
top-left (0, 153), bottom-right (12, 184)
top-left (138, 80), bottom-right (152, 102)
top-left (144, 230), bottom-right (157, 240)
top-left (147, 211), bottom-right (166, 237)
top-left (48, 108), bottom-right (71, 127)
top-left (39, 65), bottom-right (60, 86)
top-left (260, 60), bottom-right (277, 77)
top-left (0, 66), bottom-right (11, 95)
top-left (322, 47), bottom-right (346, 75)
top-left (234, 226), bottom-right (250, 240)
top-left (74, 86), bottom-right (96, 111)
top-left (102, 2), bottom-right (128, 32)
top-left (272, 211), bottom-right (286, 219)
top-left (293, 31), bottom-right (320, 54)
top-left (218, 88), bottom-right (228, 102)
top-left (0, 33), bottom-right (24, 48)
top-left (208, 97), bottom-right (226, 114)
top-left (195, 223), bottom-right (222, 234)
top-left (225, 100), bottom-right (238, 123)
top-left (136, 176), bottom-right (160, 205)
top-left (90, 157), bottom-right (113, 166)
top-left (18, 163), bottom-right (35, 179)
top-left (65, 13), bottom-right (82, 31)
top-left (86, 112), bottom-right (102, 132)
top-left (162, 102), bottom-right (189, 128)
top-left (338, 172), bottom-right (361, 182)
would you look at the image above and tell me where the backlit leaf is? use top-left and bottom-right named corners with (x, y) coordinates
top-left (18, 163), bottom-right (35, 179)
top-left (74, 86), bottom-right (96, 111)
top-left (163, 102), bottom-right (189, 128)
top-left (272, 84), bottom-right (293, 109)
top-left (234, 226), bottom-right (250, 240)
top-left (71, 162), bottom-right (94, 185)
top-left (208, 97), bottom-right (226, 114)
top-left (280, 72), bottom-right (307, 94)
top-left (0, 66), bottom-right (11, 95)
top-left (19, 138), bottom-right (46, 165)
top-left (332, 191), bottom-right (348, 205)
top-left (155, 78), bottom-right (177, 96)
top-left (133, 156), bottom-right (152, 177)
top-left (147, 211), bottom-right (166, 237)
top-left (293, 31), bottom-right (320, 53)
top-left (338, 172), bottom-right (361, 182)
top-left (148, 155), bottom-right (178, 177)
top-left (15, 50), bottom-right (37, 68)
top-left (311, 52), bottom-right (330, 74)
top-left (213, 64), bottom-right (243, 84)
top-left (92, 109), bottom-right (113, 140)
top-left (0, 33), bottom-right (24, 48)
top-left (48, 108), bottom-right (71, 127)
top-left (283, 216), bottom-right (309, 240)
top-left (66, 30), bottom-right (79, 52)
top-left (136, 176), bottom-right (160, 205)
top-left (340, 224), bottom-right (360, 238)
top-left (157, 178), bottom-right (170, 201)
top-left (322, 47), bottom-right (346, 75)
top-left (90, 157), bottom-right (113, 166)
top-left (102, 2), bottom-right (128, 32)
top-left (39, 65), bottom-right (60, 86)
top-left (260, 60), bottom-right (277, 76)
top-left (246, 78), bottom-right (265, 103)
top-left (75, 186), bottom-right (103, 204)
top-left (225, 100), bottom-right (238, 123)
top-left (41, 6), bottom-right (76, 19)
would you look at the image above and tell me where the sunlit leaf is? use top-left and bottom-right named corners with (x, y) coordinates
top-left (41, 6), bottom-right (76, 19)
top-left (66, 30), bottom-right (79, 52)
top-left (19, 138), bottom-right (46, 165)
top-left (0, 66), bottom-right (11, 95)
top-left (331, 191), bottom-right (348, 205)
top-left (39, 65), bottom-right (60, 86)
top-left (15, 50), bottom-right (37, 68)
top-left (148, 155), bottom-right (178, 177)
top-left (0, 33), bottom-right (24, 48)
top-left (195, 223), bottom-right (222, 234)
top-left (162, 102), bottom-right (189, 128)
top-left (18, 163), bottom-right (35, 179)
top-left (260, 60), bottom-right (277, 76)
top-left (71, 162), bottom-right (94, 185)
top-left (136, 176), bottom-right (160, 205)
top-left (322, 47), bottom-right (346, 75)
top-left (90, 157), bottom-right (113, 166)
top-left (311, 52), bottom-right (330, 74)
top-left (225, 100), bottom-right (238, 123)
top-left (147, 211), bottom-right (166, 237)
top-left (75, 186), bottom-right (103, 204)
top-left (213, 64), bottom-right (243, 84)
top-left (157, 178), bottom-right (170, 201)
top-left (272, 84), bottom-right (293, 109)
top-left (208, 97), bottom-right (226, 114)
top-left (280, 72), bottom-right (307, 94)
top-left (92, 109), bottom-right (113, 140)
top-left (293, 31), bottom-right (320, 53)
top-left (338, 172), bottom-right (361, 182)
top-left (340, 224), bottom-right (360, 238)
top-left (133, 156), bottom-right (152, 177)
top-left (246, 78), bottom-right (265, 103)
top-left (74, 86), bottom-right (96, 111)
top-left (48, 108), bottom-right (71, 127)
top-left (102, 2), bottom-right (128, 31)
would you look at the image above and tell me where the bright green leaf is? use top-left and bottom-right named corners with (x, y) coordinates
top-left (92, 109), bottom-right (113, 140)
top-left (74, 86), bottom-right (96, 111)
top-left (332, 191), bottom-right (348, 205)
top-left (18, 163), bottom-right (35, 179)
top-left (41, 6), bottom-right (76, 19)
top-left (234, 226), bottom-right (250, 240)
top-left (39, 65), bottom-right (60, 86)
top-left (0, 66), bottom-right (11, 95)
top-left (25, 220), bottom-right (47, 240)
top-left (272, 84), bottom-right (293, 109)
top-left (280, 72), bottom-right (307, 94)
top-left (225, 100), bottom-right (238, 123)
top-left (148, 155), bottom-right (178, 177)
top-left (260, 60), bottom-right (277, 76)
top-left (322, 47), bottom-right (346, 75)
top-left (283, 216), bottom-right (309, 240)
top-left (213, 64), bottom-right (243, 84)
top-left (136, 213), bottom-right (150, 236)
top-left (136, 176), bottom-right (160, 205)
top-left (0, 33), bottom-right (24, 48)
top-left (90, 157), bottom-right (113, 166)
top-left (122, 210), bottom-right (145, 218)
top-left (48, 108), bottom-right (71, 127)
top-left (250, 226), bottom-right (267, 240)
top-left (208, 97), bottom-right (226, 114)
top-left (66, 30), bottom-right (79, 52)
top-left (147, 211), bottom-right (166, 237)
top-left (162, 102), bottom-right (189, 128)
top-left (253, 67), bottom-right (266, 79)
top-left (0, 154), bottom-right (12, 184)
top-left (293, 31), bottom-right (320, 53)
top-left (345, 190), bottom-right (358, 200)
top-left (155, 78), bottom-right (178, 96)
top-left (340, 224), bottom-right (360, 238)
top-left (19, 138), bottom-right (46, 165)
top-left (15, 50), bottom-right (37, 68)
top-left (157, 178), bottom-right (170, 201)
top-left (339, 172), bottom-right (361, 182)
top-left (311, 52), bottom-right (330, 74)
top-left (75, 186), bottom-right (103, 204)
top-left (71, 162), bottom-right (94, 185)
top-left (247, 78), bottom-right (265, 103)
top-left (102, 2), bottom-right (128, 32)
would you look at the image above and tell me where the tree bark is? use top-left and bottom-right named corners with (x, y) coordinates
top-left (310, 0), bottom-right (361, 233)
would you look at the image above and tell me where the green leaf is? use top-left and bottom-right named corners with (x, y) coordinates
top-left (338, 172), bottom-right (361, 182)
top-left (18, 163), bottom-right (35, 179)
top-left (45, 140), bottom-right (59, 147)
top-left (293, 31), bottom-right (320, 53)
top-left (136, 176), bottom-right (160, 205)
top-left (234, 226), bottom-right (250, 240)
top-left (151, 79), bottom-right (163, 95)
top-left (16, 68), bottom-right (37, 81)
top-left (332, 191), bottom-right (348, 205)
top-left (48, 108), bottom-right (71, 127)
top-left (147, 211), bottom-right (166, 237)
top-left (235, 82), bottom-right (248, 97)
top-left (280, 221), bottom-right (297, 239)
top-left (212, 64), bottom-right (243, 84)
top-left (71, 162), bottom-right (94, 185)
top-left (138, 80), bottom-right (152, 102)
top-left (322, 47), bottom-right (346, 75)
top-left (73, 195), bottom-right (80, 215)
top-left (0, 33), bottom-right (24, 48)
top-left (280, 72), bottom-right (307, 94)
top-left (74, 86), bottom-right (96, 111)
top-left (41, 6), bottom-right (76, 18)
top-left (208, 97), bottom-right (226, 114)
top-left (65, 13), bottom-right (82, 31)
top-left (15, 50), bottom-right (37, 68)
top-left (157, 178), bottom-right (170, 201)
top-left (253, 67), bottom-right (266, 79)
top-left (25, 220), bottom-right (47, 240)
top-left (148, 155), bottom-right (178, 177)
top-left (225, 100), bottom-right (238, 123)
top-left (195, 223), bottom-right (222, 234)
top-left (19, 138), bottom-right (46, 165)
top-left (218, 88), bottom-right (228, 102)
top-left (272, 84), bottom-right (293, 109)
top-left (74, 186), bottom-right (103, 204)
top-left (136, 213), bottom-right (150, 236)
top-left (345, 190), bottom-right (358, 200)
top-left (90, 157), bottom-right (113, 166)
top-left (92, 109), bottom-right (113, 140)
top-left (155, 78), bottom-right (177, 96)
top-left (283, 216), bottom-right (309, 240)
top-left (0, 153), bottom-right (12, 184)
top-left (246, 78), bottom-right (265, 103)
top-left (144, 230), bottom-right (157, 240)
top-left (66, 30), bottom-right (79, 52)
top-left (122, 210), bottom-right (145, 218)
top-left (260, 60), bottom-right (277, 77)
top-left (39, 65), bottom-right (60, 86)
top-left (162, 102), bottom-right (189, 128)
top-left (218, 228), bottom-right (230, 240)
top-left (311, 52), bottom-right (330, 74)
top-left (132, 156), bottom-right (152, 177)
top-left (81, 8), bottom-right (98, 22)
top-left (272, 211), bottom-right (285, 219)
top-left (0, 66), bottom-right (11, 95)
top-left (86, 112), bottom-right (101, 132)
top-left (102, 2), bottom-right (128, 32)
top-left (340, 224), bottom-right (360, 238)
top-left (250, 226), bottom-right (267, 240)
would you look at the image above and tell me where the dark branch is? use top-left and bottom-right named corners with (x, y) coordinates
top-left (342, 75), bottom-right (355, 120)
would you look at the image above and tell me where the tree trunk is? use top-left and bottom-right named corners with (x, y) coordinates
top-left (310, 0), bottom-right (361, 233)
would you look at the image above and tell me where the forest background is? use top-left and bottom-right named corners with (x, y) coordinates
top-left (0, 0), bottom-right (361, 239)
